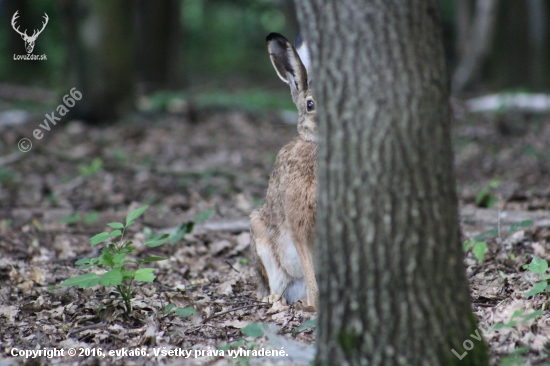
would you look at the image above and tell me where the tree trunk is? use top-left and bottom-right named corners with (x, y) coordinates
top-left (452, 0), bottom-right (498, 92)
top-left (60, 0), bottom-right (134, 123)
top-left (294, 1), bottom-right (489, 365)
top-left (134, 0), bottom-right (181, 94)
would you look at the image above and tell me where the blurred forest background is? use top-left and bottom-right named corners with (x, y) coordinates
top-left (1, 0), bottom-right (550, 122)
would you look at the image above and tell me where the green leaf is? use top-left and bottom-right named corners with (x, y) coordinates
top-left (145, 234), bottom-right (169, 247)
top-left (109, 229), bottom-right (123, 238)
top-left (83, 211), bottom-right (99, 224)
top-left (509, 219), bottom-right (534, 233)
top-left (473, 229), bottom-right (498, 242)
top-left (499, 356), bottom-right (526, 366)
top-left (509, 346), bottom-right (530, 355)
top-left (137, 256), bottom-right (167, 265)
top-left (121, 269), bottom-right (135, 280)
top-left (164, 303), bottom-right (175, 314)
top-left (510, 309), bottom-right (523, 319)
top-left (126, 205), bottom-right (149, 226)
top-left (294, 318), bottom-right (317, 333)
top-left (520, 220), bottom-right (534, 227)
top-left (524, 281), bottom-right (547, 297)
top-left (526, 257), bottom-right (548, 274)
top-left (194, 208), bottom-right (214, 223)
top-left (112, 253), bottom-right (126, 266)
top-left (241, 323), bottom-right (263, 338)
top-left (169, 222), bottom-right (194, 244)
top-left (90, 232), bottom-right (110, 246)
top-left (75, 258), bottom-right (91, 265)
top-left (522, 310), bottom-right (543, 321)
top-left (463, 240), bottom-right (474, 251)
top-left (61, 273), bottom-right (100, 288)
top-left (98, 251), bottom-right (114, 267)
top-left (472, 241), bottom-right (487, 262)
top-left (217, 340), bottom-right (245, 351)
top-left (134, 268), bottom-right (155, 282)
top-left (59, 213), bottom-right (81, 224)
top-left (174, 306), bottom-right (197, 318)
top-left (99, 269), bottom-right (123, 286)
top-left (107, 222), bottom-right (124, 229)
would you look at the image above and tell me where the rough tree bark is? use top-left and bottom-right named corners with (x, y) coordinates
top-left (294, 1), bottom-right (489, 365)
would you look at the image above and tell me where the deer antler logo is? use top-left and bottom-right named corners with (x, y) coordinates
top-left (11, 11), bottom-right (49, 54)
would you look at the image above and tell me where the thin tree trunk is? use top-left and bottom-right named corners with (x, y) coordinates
top-left (527, 0), bottom-right (547, 89)
top-left (456, 0), bottom-right (473, 60)
top-left (134, 0), bottom-right (181, 94)
top-left (60, 0), bottom-right (134, 123)
top-left (452, 0), bottom-right (498, 92)
top-left (294, 1), bottom-right (489, 364)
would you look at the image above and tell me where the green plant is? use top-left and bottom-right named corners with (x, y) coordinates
top-left (0, 167), bottom-right (15, 187)
top-left (169, 208), bottom-right (214, 245)
top-left (293, 318), bottom-right (317, 334)
top-left (463, 240), bottom-right (487, 262)
top-left (522, 257), bottom-right (550, 297)
top-left (61, 205), bottom-right (169, 315)
top-left (507, 220), bottom-right (533, 233)
top-left (493, 309), bottom-right (543, 329)
top-left (475, 179), bottom-right (499, 208)
top-left (79, 157), bottom-right (103, 176)
top-left (163, 303), bottom-right (197, 318)
top-left (0, 219), bottom-right (12, 230)
top-left (216, 324), bottom-right (263, 366)
top-left (499, 346), bottom-right (530, 366)
top-left (59, 211), bottom-right (99, 225)
top-left (463, 220), bottom-right (534, 263)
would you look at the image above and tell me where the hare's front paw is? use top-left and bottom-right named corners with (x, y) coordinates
top-left (263, 294), bottom-right (287, 305)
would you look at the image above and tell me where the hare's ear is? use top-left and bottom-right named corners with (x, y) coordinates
top-left (266, 33), bottom-right (308, 92)
top-left (294, 34), bottom-right (311, 78)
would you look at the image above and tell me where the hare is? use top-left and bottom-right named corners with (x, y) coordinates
top-left (250, 33), bottom-right (318, 308)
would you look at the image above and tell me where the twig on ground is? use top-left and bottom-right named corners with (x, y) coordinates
top-left (225, 260), bottom-right (240, 273)
top-left (203, 303), bottom-right (270, 324)
top-left (68, 322), bottom-right (106, 335)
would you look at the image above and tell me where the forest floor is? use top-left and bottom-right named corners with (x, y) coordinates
top-left (1, 101), bottom-right (550, 365)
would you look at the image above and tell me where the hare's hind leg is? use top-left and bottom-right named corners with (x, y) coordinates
top-left (250, 211), bottom-right (293, 302)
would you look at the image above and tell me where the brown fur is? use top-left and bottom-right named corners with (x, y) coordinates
top-left (250, 33), bottom-right (318, 308)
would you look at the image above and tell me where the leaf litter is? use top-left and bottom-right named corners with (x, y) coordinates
top-left (1, 108), bottom-right (550, 364)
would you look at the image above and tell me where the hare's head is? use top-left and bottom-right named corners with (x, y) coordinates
top-left (267, 33), bottom-right (316, 142)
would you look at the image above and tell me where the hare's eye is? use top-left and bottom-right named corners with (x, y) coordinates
top-left (306, 100), bottom-right (315, 112)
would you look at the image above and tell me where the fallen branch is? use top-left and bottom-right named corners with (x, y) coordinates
top-left (0, 153), bottom-right (26, 166)
top-left (158, 220), bottom-right (249, 235)
top-left (465, 93), bottom-right (550, 113)
top-left (460, 206), bottom-right (550, 232)
top-left (196, 220), bottom-right (249, 233)
top-left (160, 207), bottom-right (550, 236)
